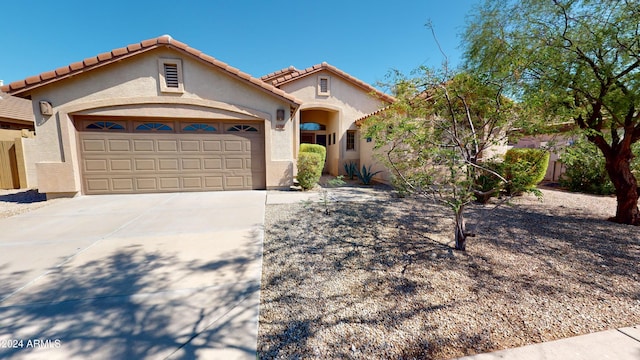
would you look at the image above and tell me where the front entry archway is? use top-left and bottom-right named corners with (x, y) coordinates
top-left (300, 108), bottom-right (339, 175)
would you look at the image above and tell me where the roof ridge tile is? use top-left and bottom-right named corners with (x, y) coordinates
top-left (127, 43), bottom-right (142, 52)
top-left (112, 47), bottom-right (128, 57)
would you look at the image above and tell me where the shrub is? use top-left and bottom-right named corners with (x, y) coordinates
top-left (503, 148), bottom-right (550, 195)
top-left (559, 137), bottom-right (614, 194)
top-left (300, 144), bottom-right (326, 167)
top-left (559, 136), bottom-right (640, 195)
top-left (297, 152), bottom-right (323, 190)
top-left (474, 160), bottom-right (505, 203)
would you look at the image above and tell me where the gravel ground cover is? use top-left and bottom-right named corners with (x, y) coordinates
top-left (259, 188), bottom-right (640, 359)
top-left (0, 189), bottom-right (68, 219)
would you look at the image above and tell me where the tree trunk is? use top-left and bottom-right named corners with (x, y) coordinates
top-left (454, 207), bottom-right (467, 251)
top-left (605, 151), bottom-right (640, 225)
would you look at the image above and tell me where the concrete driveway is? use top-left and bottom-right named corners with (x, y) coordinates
top-left (0, 191), bottom-right (266, 359)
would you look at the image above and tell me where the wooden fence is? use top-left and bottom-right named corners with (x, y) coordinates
top-left (0, 140), bottom-right (20, 189)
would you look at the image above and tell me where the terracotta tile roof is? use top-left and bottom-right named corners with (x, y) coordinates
top-left (0, 92), bottom-right (34, 123)
top-left (260, 66), bottom-right (300, 83)
top-left (354, 105), bottom-right (393, 127)
top-left (263, 62), bottom-right (396, 104)
top-left (1, 35), bottom-right (302, 107)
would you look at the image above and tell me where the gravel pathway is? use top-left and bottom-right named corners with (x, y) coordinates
top-left (259, 188), bottom-right (640, 359)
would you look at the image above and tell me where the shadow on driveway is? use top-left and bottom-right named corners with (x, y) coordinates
top-left (0, 235), bottom-right (261, 359)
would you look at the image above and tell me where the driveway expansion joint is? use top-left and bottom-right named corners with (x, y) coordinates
top-left (618, 328), bottom-right (640, 343)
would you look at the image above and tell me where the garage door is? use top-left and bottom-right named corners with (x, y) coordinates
top-left (76, 118), bottom-right (265, 194)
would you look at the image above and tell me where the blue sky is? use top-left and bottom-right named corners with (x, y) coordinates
top-left (1, 1), bottom-right (478, 89)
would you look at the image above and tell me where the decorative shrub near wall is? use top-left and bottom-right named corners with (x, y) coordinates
top-left (297, 150), bottom-right (324, 190)
top-left (503, 148), bottom-right (550, 195)
top-left (297, 144), bottom-right (326, 190)
top-left (299, 144), bottom-right (326, 168)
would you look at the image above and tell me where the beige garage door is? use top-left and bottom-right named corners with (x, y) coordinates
top-left (76, 119), bottom-right (265, 194)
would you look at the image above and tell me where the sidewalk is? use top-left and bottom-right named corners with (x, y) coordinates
top-left (266, 184), bottom-right (394, 205)
top-left (456, 325), bottom-right (640, 360)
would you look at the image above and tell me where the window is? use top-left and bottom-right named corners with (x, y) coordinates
top-left (136, 123), bottom-right (173, 131)
top-left (183, 123), bottom-right (216, 132)
top-left (158, 58), bottom-right (184, 93)
top-left (346, 130), bottom-right (356, 151)
top-left (227, 124), bottom-right (258, 132)
top-left (300, 122), bottom-right (326, 131)
top-left (332, 133), bottom-right (336, 145)
top-left (317, 76), bottom-right (330, 95)
top-left (86, 121), bottom-right (125, 130)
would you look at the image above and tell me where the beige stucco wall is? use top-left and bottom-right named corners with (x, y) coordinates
top-left (25, 47), bottom-right (296, 195)
top-left (358, 135), bottom-right (391, 184)
top-left (18, 137), bottom-right (38, 188)
top-left (280, 70), bottom-right (385, 177)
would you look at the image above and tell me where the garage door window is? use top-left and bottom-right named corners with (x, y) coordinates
top-left (227, 124), bottom-right (258, 132)
top-left (183, 123), bottom-right (217, 132)
top-left (135, 123), bottom-right (173, 131)
top-left (86, 121), bottom-right (125, 131)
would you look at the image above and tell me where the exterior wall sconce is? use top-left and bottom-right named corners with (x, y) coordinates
top-left (39, 100), bottom-right (53, 116)
top-left (275, 108), bottom-right (286, 130)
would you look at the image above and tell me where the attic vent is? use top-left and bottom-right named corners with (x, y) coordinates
top-left (318, 76), bottom-right (330, 95)
top-left (164, 64), bottom-right (179, 88)
top-left (158, 58), bottom-right (184, 93)
top-left (320, 78), bottom-right (328, 92)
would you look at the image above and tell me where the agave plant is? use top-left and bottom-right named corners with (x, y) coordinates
top-left (343, 161), bottom-right (358, 180)
top-left (357, 164), bottom-right (382, 185)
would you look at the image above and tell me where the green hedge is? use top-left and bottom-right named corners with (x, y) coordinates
top-left (504, 148), bottom-right (550, 194)
top-left (300, 144), bottom-right (326, 167)
top-left (297, 152), bottom-right (323, 190)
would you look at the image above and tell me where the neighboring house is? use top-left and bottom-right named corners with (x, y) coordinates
top-left (1, 35), bottom-right (392, 197)
top-left (510, 134), bottom-right (573, 182)
top-left (0, 92), bottom-right (36, 189)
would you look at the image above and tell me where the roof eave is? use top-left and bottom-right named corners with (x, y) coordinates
top-left (2, 36), bottom-right (303, 108)
top-left (270, 63), bottom-right (395, 104)
top-left (2, 46), bottom-right (160, 97)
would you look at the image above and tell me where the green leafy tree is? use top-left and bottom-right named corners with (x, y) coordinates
top-left (364, 71), bottom-right (520, 251)
top-left (464, 0), bottom-right (640, 224)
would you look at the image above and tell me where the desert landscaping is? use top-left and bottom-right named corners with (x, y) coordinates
top-left (258, 187), bottom-right (640, 359)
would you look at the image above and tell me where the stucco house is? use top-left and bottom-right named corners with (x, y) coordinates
top-left (1, 35), bottom-right (392, 197)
